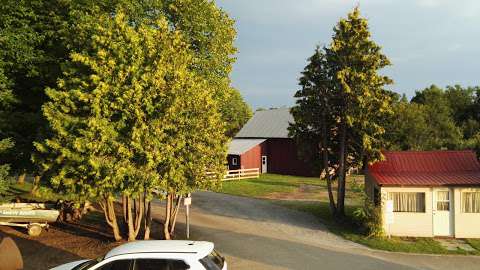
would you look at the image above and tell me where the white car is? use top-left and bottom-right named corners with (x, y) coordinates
top-left (50, 240), bottom-right (227, 270)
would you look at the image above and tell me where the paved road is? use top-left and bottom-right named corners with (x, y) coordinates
top-left (151, 192), bottom-right (480, 270)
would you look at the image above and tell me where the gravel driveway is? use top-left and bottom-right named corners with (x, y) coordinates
top-left (151, 191), bottom-right (480, 270)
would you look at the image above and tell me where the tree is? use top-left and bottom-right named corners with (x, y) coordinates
top-left (411, 85), bottom-right (463, 149)
top-left (222, 89), bottom-right (252, 137)
top-left (290, 7), bottom-right (393, 219)
top-left (289, 47), bottom-right (337, 214)
top-left (37, 9), bottom-right (227, 241)
top-left (2, 0), bottom-right (244, 183)
top-left (385, 101), bottom-right (433, 150)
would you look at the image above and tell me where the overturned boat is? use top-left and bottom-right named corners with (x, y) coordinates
top-left (0, 203), bottom-right (59, 236)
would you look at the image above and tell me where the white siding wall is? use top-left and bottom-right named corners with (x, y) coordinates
top-left (381, 187), bottom-right (434, 237)
top-left (454, 188), bottom-right (480, 238)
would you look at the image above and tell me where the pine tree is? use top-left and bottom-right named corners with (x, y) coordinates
top-left (290, 7), bottom-right (393, 219)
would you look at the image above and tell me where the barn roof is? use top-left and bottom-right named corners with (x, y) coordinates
top-left (228, 139), bottom-right (266, 155)
top-left (235, 108), bottom-right (292, 138)
top-left (368, 150), bottom-right (480, 186)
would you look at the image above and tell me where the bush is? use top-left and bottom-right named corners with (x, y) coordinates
top-left (353, 194), bottom-right (384, 237)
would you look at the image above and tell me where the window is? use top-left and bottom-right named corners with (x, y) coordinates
top-left (462, 192), bottom-right (480, 213)
top-left (232, 157), bottom-right (238, 166)
top-left (436, 191), bottom-right (450, 211)
top-left (133, 259), bottom-right (190, 270)
top-left (200, 250), bottom-right (225, 270)
top-left (387, 192), bottom-right (425, 213)
top-left (96, 260), bottom-right (132, 270)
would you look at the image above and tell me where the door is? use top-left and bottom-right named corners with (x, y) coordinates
top-left (433, 188), bottom-right (453, 236)
top-left (261, 155), bottom-right (267, 173)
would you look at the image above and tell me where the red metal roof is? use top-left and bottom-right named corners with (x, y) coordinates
top-left (368, 150), bottom-right (480, 186)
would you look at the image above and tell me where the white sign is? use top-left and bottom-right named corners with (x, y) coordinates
top-left (184, 196), bottom-right (192, 206)
top-left (385, 200), bottom-right (394, 224)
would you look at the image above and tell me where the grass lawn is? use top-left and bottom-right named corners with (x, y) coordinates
top-left (1, 181), bottom-right (74, 203)
top-left (221, 173), bottom-right (480, 255)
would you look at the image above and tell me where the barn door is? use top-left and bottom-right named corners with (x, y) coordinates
top-left (261, 156), bottom-right (268, 173)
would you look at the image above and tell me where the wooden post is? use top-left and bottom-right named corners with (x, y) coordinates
top-left (184, 193), bottom-right (192, 239)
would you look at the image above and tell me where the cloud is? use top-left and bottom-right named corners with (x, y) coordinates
top-left (216, 0), bottom-right (480, 108)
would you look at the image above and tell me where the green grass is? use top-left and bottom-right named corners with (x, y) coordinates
top-left (221, 173), bottom-right (325, 197)
top-left (221, 173), bottom-right (364, 202)
top-left (221, 173), bottom-right (480, 255)
top-left (1, 182), bottom-right (75, 203)
top-left (467, 239), bottom-right (480, 251)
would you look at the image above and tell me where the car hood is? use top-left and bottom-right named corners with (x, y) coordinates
top-left (49, 260), bottom-right (90, 270)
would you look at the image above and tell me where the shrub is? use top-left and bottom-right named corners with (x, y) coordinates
top-left (353, 194), bottom-right (384, 237)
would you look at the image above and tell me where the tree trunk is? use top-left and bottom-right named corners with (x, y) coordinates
top-left (169, 195), bottom-right (182, 236)
top-left (30, 175), bottom-right (40, 195)
top-left (100, 196), bottom-right (122, 241)
top-left (17, 173), bottom-right (26, 185)
top-left (320, 111), bottom-right (337, 216)
top-left (163, 193), bottom-right (172, 240)
top-left (144, 198), bottom-right (152, 240)
top-left (127, 196), bottom-right (135, 241)
top-left (336, 122), bottom-right (347, 219)
top-left (125, 195), bottom-right (145, 241)
top-left (133, 195), bottom-right (144, 238)
top-left (122, 194), bottom-right (128, 225)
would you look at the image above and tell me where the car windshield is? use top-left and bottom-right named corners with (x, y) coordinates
top-left (199, 249), bottom-right (225, 270)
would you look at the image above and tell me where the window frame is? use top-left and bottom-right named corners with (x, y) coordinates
top-left (461, 191), bottom-right (480, 213)
top-left (231, 157), bottom-right (238, 166)
top-left (436, 190), bottom-right (450, 211)
top-left (387, 191), bottom-right (426, 213)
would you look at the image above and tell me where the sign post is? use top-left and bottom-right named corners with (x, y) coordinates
top-left (385, 199), bottom-right (394, 239)
top-left (184, 193), bottom-right (192, 239)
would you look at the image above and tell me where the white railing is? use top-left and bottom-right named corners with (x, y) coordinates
top-left (223, 168), bottom-right (260, 181)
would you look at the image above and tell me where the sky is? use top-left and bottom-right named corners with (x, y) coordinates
top-left (215, 0), bottom-right (480, 109)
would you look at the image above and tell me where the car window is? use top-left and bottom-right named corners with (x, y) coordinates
top-left (199, 250), bottom-right (224, 270)
top-left (72, 260), bottom-right (99, 270)
top-left (133, 259), bottom-right (190, 270)
top-left (96, 260), bottom-right (133, 270)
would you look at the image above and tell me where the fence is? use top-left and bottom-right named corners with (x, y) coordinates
top-left (222, 168), bottom-right (260, 181)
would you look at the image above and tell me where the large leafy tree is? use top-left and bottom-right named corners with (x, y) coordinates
top-left (290, 8), bottom-right (393, 218)
top-left (3, 0), bottom-right (246, 185)
top-left (411, 85), bottom-right (464, 149)
top-left (38, 8), bottom-right (227, 241)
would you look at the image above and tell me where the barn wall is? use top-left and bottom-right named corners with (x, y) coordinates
top-left (266, 138), bottom-right (314, 176)
top-left (240, 142), bottom-right (266, 170)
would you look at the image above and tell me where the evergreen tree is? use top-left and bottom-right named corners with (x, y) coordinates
top-left (290, 7), bottom-right (393, 218)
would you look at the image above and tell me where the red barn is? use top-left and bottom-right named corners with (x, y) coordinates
top-left (227, 108), bottom-right (314, 176)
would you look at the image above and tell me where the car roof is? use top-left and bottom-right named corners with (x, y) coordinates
top-left (105, 240), bottom-right (214, 260)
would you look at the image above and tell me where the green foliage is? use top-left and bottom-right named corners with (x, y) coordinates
top-left (387, 84), bottom-right (480, 154)
top-left (222, 89), bottom-right (252, 137)
top-left (411, 85), bottom-right (463, 149)
top-left (290, 7), bottom-right (393, 216)
top-left (0, 138), bottom-right (14, 194)
top-left (38, 9), bottom-right (227, 202)
top-left (2, 0), bottom-right (245, 180)
top-left (353, 195), bottom-right (384, 237)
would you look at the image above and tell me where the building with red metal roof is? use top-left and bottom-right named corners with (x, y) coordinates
top-left (366, 150), bottom-right (480, 238)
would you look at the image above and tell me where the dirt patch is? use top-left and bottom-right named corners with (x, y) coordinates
top-left (263, 184), bottom-right (326, 200)
top-left (0, 216), bottom-right (120, 270)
